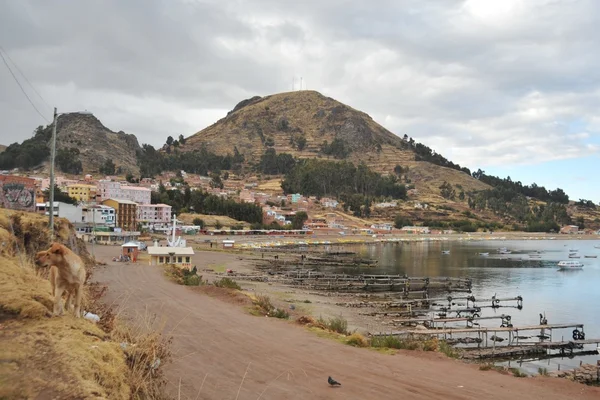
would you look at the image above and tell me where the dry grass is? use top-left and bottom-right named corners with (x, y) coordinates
top-left (0, 254), bottom-right (131, 399)
top-left (0, 210), bottom-right (171, 400)
top-left (177, 213), bottom-right (248, 228)
top-left (256, 178), bottom-right (284, 193)
top-left (0, 255), bottom-right (53, 318)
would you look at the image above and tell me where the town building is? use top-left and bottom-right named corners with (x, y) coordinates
top-left (82, 204), bottom-right (116, 226)
top-left (96, 180), bottom-right (151, 204)
top-left (147, 246), bottom-right (195, 269)
top-left (137, 203), bottom-right (172, 226)
top-left (67, 183), bottom-right (97, 202)
top-left (371, 223), bottom-right (393, 231)
top-left (102, 199), bottom-right (138, 230)
top-left (400, 226), bottom-right (431, 234)
top-left (0, 175), bottom-right (36, 212)
top-left (560, 225), bottom-right (579, 234)
top-left (36, 201), bottom-right (82, 224)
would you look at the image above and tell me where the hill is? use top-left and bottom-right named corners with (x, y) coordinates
top-left (54, 112), bottom-right (141, 175)
top-left (182, 91), bottom-right (489, 195)
top-left (0, 113), bottom-right (141, 176)
top-left (179, 91), bottom-right (490, 197)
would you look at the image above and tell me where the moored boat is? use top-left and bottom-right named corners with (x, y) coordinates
top-left (558, 260), bottom-right (583, 270)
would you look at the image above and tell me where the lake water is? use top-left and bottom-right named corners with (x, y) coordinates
top-left (343, 238), bottom-right (600, 373)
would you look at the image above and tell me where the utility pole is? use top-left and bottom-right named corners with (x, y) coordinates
top-left (49, 107), bottom-right (58, 240)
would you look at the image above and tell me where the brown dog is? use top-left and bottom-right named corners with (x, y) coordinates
top-left (35, 243), bottom-right (86, 318)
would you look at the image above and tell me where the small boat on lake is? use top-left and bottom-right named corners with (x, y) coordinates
top-left (498, 247), bottom-right (512, 254)
top-left (478, 252), bottom-right (489, 256)
top-left (441, 250), bottom-right (450, 255)
top-left (584, 255), bottom-right (597, 258)
top-left (568, 254), bottom-right (581, 259)
top-left (558, 260), bottom-right (583, 270)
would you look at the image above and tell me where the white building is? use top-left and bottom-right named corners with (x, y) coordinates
top-left (82, 204), bottom-right (116, 226)
top-left (96, 180), bottom-right (151, 204)
top-left (37, 201), bottom-right (82, 224)
top-left (371, 223), bottom-right (393, 231)
top-left (147, 246), bottom-right (195, 269)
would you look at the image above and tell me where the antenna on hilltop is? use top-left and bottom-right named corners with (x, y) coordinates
top-left (300, 77), bottom-right (303, 91)
top-left (292, 76), bottom-right (295, 91)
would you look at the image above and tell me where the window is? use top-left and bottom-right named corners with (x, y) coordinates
top-left (159, 257), bottom-right (164, 263)
top-left (177, 257), bottom-right (182, 263)
top-left (185, 257), bottom-right (190, 263)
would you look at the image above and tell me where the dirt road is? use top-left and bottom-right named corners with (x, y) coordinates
top-left (94, 257), bottom-right (600, 399)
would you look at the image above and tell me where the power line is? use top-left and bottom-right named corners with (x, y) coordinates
top-left (0, 46), bottom-right (50, 123)
top-left (0, 45), bottom-right (52, 111)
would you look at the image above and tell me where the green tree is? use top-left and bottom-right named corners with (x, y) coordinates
top-left (166, 136), bottom-right (174, 146)
top-left (296, 136), bottom-right (307, 151)
top-left (178, 134), bottom-right (186, 145)
top-left (394, 215), bottom-right (412, 229)
top-left (99, 159), bottom-right (116, 175)
top-left (439, 181), bottom-right (456, 200)
top-left (192, 218), bottom-right (204, 228)
top-left (44, 185), bottom-right (78, 205)
top-left (291, 211), bottom-right (308, 229)
top-left (55, 147), bottom-right (83, 174)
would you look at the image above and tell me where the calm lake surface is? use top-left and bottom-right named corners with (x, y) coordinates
top-left (341, 239), bottom-right (600, 372)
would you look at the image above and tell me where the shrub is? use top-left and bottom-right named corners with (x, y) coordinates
top-left (254, 294), bottom-right (274, 314)
top-left (479, 364), bottom-right (493, 371)
top-left (213, 277), bottom-right (241, 290)
top-left (345, 333), bottom-right (368, 347)
top-left (439, 340), bottom-right (459, 358)
top-left (538, 367), bottom-right (549, 376)
top-left (269, 308), bottom-right (290, 319)
top-left (327, 315), bottom-right (349, 335)
top-left (510, 368), bottom-right (527, 378)
top-left (370, 335), bottom-right (405, 349)
top-left (317, 315), bottom-right (349, 335)
top-left (422, 338), bottom-right (439, 351)
top-left (165, 265), bottom-right (203, 286)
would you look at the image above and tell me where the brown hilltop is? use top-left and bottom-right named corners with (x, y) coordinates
top-left (0, 144), bottom-right (6, 153)
top-left (182, 90), bottom-right (489, 194)
top-left (55, 112), bottom-right (141, 175)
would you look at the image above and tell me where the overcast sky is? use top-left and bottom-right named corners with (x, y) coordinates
top-left (1, 0), bottom-right (599, 202)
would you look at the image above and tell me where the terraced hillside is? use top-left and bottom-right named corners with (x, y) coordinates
top-left (182, 90), bottom-right (489, 196)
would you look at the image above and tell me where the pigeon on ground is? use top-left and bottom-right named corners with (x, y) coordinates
top-left (328, 376), bottom-right (341, 386)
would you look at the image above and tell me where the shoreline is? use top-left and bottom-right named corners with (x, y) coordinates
top-left (90, 244), bottom-right (600, 398)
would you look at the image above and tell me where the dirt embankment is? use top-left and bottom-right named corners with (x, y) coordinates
top-left (0, 210), bottom-right (170, 399)
top-left (93, 246), bottom-right (600, 400)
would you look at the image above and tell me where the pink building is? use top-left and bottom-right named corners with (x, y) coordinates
top-left (40, 176), bottom-right (77, 190)
top-left (137, 203), bottom-right (172, 226)
top-left (96, 180), bottom-right (151, 204)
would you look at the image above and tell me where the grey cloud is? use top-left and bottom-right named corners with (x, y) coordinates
top-left (0, 0), bottom-right (599, 193)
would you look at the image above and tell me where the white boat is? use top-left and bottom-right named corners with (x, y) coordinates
top-left (568, 254), bottom-right (581, 259)
top-left (498, 248), bottom-right (512, 254)
top-left (441, 250), bottom-right (450, 255)
top-left (558, 260), bottom-right (583, 270)
top-left (478, 252), bottom-right (489, 256)
top-left (583, 255), bottom-right (597, 258)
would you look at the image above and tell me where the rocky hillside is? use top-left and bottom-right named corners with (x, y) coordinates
top-left (55, 112), bottom-right (141, 175)
top-left (182, 91), bottom-right (489, 195)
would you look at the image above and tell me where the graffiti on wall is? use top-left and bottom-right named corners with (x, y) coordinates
top-left (1, 183), bottom-right (35, 211)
